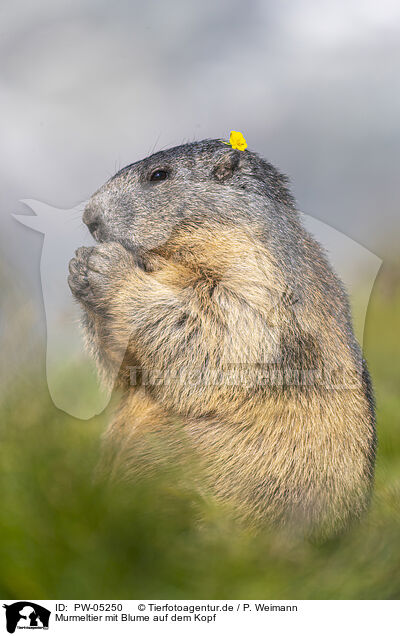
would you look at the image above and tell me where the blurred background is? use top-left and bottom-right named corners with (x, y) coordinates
top-left (0, 0), bottom-right (399, 599)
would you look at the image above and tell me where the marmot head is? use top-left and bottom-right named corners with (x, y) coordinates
top-left (83, 139), bottom-right (294, 251)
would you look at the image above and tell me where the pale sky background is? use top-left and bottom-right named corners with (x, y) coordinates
top-left (2, 0), bottom-right (400, 266)
top-left (0, 0), bottom-right (399, 409)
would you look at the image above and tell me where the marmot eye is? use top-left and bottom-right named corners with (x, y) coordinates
top-left (150, 169), bottom-right (169, 182)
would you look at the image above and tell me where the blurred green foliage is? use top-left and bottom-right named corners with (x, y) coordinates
top-left (0, 269), bottom-right (399, 600)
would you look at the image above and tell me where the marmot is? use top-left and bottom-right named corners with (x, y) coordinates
top-left (68, 138), bottom-right (376, 537)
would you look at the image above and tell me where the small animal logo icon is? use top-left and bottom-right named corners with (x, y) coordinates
top-left (3, 602), bottom-right (51, 634)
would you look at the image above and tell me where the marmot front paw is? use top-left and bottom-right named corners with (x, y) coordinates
top-left (68, 242), bottom-right (135, 310)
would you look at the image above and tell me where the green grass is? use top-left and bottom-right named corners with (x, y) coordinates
top-left (0, 275), bottom-right (399, 600)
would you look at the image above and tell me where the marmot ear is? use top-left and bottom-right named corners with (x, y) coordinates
top-left (213, 151), bottom-right (241, 183)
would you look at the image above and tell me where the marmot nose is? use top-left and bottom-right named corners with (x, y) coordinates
top-left (87, 220), bottom-right (100, 235)
top-left (83, 203), bottom-right (102, 238)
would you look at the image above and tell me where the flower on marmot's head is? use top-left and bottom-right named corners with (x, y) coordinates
top-left (221, 130), bottom-right (247, 151)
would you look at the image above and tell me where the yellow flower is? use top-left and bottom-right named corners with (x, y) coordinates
top-left (222, 130), bottom-right (247, 151)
